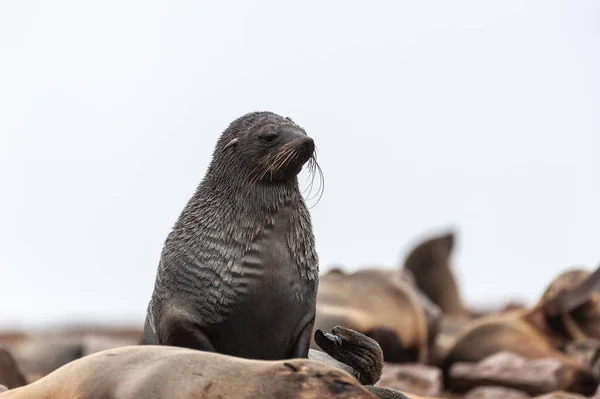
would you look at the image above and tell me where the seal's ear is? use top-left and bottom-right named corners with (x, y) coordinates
top-left (283, 362), bottom-right (308, 373)
top-left (223, 138), bottom-right (238, 151)
top-left (544, 264), bottom-right (600, 317)
top-left (443, 231), bottom-right (455, 254)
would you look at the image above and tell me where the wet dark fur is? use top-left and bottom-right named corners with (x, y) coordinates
top-left (142, 111), bottom-right (319, 360)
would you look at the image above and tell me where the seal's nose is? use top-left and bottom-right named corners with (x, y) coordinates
top-left (301, 136), bottom-right (315, 155)
top-left (277, 125), bottom-right (314, 159)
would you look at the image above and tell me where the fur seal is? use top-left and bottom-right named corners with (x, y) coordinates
top-left (313, 267), bottom-right (440, 364)
top-left (0, 345), bottom-right (378, 399)
top-left (403, 230), bottom-right (470, 319)
top-left (442, 264), bottom-right (600, 394)
top-left (142, 111), bottom-right (320, 360)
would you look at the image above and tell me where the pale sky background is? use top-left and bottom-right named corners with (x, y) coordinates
top-left (0, 1), bottom-right (599, 329)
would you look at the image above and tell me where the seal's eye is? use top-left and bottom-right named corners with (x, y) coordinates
top-left (328, 380), bottom-right (354, 394)
top-left (260, 132), bottom-right (278, 143)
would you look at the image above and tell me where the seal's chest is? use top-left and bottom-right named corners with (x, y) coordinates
top-left (233, 209), bottom-right (314, 304)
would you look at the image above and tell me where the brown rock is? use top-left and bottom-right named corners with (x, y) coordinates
top-left (533, 384), bottom-right (600, 399)
top-left (533, 391), bottom-right (587, 399)
top-left (0, 346), bottom-right (26, 389)
top-left (564, 341), bottom-right (600, 376)
top-left (376, 363), bottom-right (442, 397)
top-left (449, 352), bottom-right (573, 396)
top-left (464, 386), bottom-right (531, 399)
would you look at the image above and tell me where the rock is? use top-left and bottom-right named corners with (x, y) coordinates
top-left (0, 346), bottom-right (27, 389)
top-left (533, 385), bottom-right (600, 399)
top-left (464, 386), bottom-right (531, 399)
top-left (449, 352), bottom-right (574, 396)
top-left (0, 384), bottom-right (8, 393)
top-left (376, 363), bottom-right (442, 397)
top-left (533, 391), bottom-right (586, 399)
top-left (563, 341), bottom-right (600, 377)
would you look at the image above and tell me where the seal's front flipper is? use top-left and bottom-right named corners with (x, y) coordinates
top-left (291, 321), bottom-right (315, 358)
top-left (313, 326), bottom-right (384, 385)
top-left (158, 312), bottom-right (216, 352)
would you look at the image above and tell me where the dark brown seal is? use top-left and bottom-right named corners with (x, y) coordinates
top-left (442, 264), bottom-right (600, 395)
top-left (403, 230), bottom-right (470, 319)
top-left (0, 345), bottom-right (378, 399)
top-left (142, 111), bottom-right (320, 360)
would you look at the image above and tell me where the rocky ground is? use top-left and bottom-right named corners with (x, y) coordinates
top-left (2, 311), bottom-right (599, 399)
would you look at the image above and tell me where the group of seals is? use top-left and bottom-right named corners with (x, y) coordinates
top-left (4, 111), bottom-right (599, 399)
top-left (442, 264), bottom-right (600, 394)
top-left (313, 230), bottom-right (468, 365)
top-left (0, 346), bottom-right (378, 399)
top-left (135, 111), bottom-right (412, 398)
top-left (0, 112), bottom-right (414, 399)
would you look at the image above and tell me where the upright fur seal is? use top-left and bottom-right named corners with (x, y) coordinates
top-left (142, 111), bottom-right (319, 360)
top-left (0, 345), bottom-right (377, 399)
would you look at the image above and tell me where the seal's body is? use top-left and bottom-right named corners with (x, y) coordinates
top-left (0, 346), bottom-right (377, 399)
top-left (142, 112), bottom-right (319, 360)
top-left (313, 268), bottom-right (434, 364)
top-left (442, 266), bottom-right (600, 395)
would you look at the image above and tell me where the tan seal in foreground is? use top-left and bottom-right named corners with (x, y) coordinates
top-left (0, 345), bottom-right (378, 399)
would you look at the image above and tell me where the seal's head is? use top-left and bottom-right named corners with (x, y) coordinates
top-left (211, 111), bottom-right (316, 183)
top-left (278, 359), bottom-right (378, 399)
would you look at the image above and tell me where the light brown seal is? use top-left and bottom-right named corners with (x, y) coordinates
top-left (0, 345), bottom-right (378, 399)
top-left (442, 264), bottom-right (600, 395)
top-left (313, 267), bottom-right (440, 364)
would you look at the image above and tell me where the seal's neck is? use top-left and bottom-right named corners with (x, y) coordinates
top-left (169, 173), bottom-right (318, 280)
top-left (199, 173), bottom-right (302, 214)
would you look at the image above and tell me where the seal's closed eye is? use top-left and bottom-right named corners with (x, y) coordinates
top-left (259, 131), bottom-right (278, 143)
top-left (328, 379), bottom-right (355, 394)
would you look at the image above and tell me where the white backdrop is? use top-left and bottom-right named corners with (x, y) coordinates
top-left (1, 0), bottom-right (599, 327)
